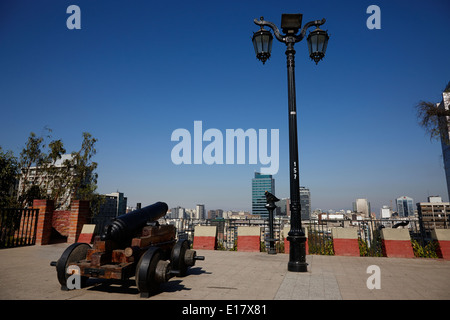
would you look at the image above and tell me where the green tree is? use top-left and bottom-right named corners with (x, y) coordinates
top-left (416, 81), bottom-right (450, 143)
top-left (0, 147), bottom-right (20, 208)
top-left (68, 132), bottom-right (99, 202)
top-left (18, 131), bottom-right (47, 207)
top-left (17, 129), bottom-right (101, 210)
top-left (43, 138), bottom-right (68, 208)
top-left (65, 132), bottom-right (104, 215)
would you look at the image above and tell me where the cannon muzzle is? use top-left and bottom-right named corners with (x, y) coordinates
top-left (101, 201), bottom-right (168, 244)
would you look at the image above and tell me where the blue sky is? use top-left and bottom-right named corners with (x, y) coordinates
top-left (1, 0), bottom-right (449, 214)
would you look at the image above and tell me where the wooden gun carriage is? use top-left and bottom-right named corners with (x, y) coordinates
top-left (50, 202), bottom-right (204, 297)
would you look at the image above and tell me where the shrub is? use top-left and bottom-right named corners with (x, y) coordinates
top-left (411, 239), bottom-right (438, 258)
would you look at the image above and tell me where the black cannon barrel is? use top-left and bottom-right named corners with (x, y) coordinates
top-left (101, 201), bottom-right (168, 243)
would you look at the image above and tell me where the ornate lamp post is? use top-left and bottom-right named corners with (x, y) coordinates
top-left (252, 14), bottom-right (329, 272)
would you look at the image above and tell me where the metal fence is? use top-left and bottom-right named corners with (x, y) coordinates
top-left (0, 208), bottom-right (39, 248)
top-left (208, 218), bottom-right (284, 252)
top-left (305, 218), bottom-right (448, 257)
top-left (171, 217), bottom-right (448, 257)
top-left (87, 215), bottom-right (447, 257)
top-left (166, 218), bottom-right (285, 252)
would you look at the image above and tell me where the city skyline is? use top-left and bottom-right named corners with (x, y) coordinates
top-left (1, 1), bottom-right (449, 214)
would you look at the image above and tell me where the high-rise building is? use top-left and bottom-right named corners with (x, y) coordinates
top-left (252, 172), bottom-right (275, 217)
top-left (208, 210), bottom-right (216, 219)
top-left (438, 84), bottom-right (450, 201)
top-left (169, 206), bottom-right (186, 219)
top-left (300, 186), bottom-right (311, 220)
top-left (106, 192), bottom-right (127, 216)
top-left (396, 196), bottom-right (414, 217)
top-left (380, 205), bottom-right (391, 219)
top-left (93, 191), bottom-right (128, 233)
top-left (277, 198), bottom-right (290, 216)
top-left (208, 209), bottom-right (223, 219)
top-left (196, 204), bottom-right (205, 220)
top-left (353, 198), bottom-right (371, 218)
top-left (417, 196), bottom-right (450, 230)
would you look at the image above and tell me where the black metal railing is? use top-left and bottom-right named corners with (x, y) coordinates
top-left (128, 216), bottom-right (448, 257)
top-left (0, 208), bottom-right (39, 248)
top-left (160, 218), bottom-right (285, 252)
top-left (207, 218), bottom-right (284, 252)
top-left (305, 218), bottom-right (448, 257)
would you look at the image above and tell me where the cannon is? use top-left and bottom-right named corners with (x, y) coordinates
top-left (393, 221), bottom-right (409, 228)
top-left (50, 201), bottom-right (204, 298)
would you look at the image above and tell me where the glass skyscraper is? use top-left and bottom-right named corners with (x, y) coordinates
top-left (438, 87), bottom-right (450, 202)
top-left (396, 196), bottom-right (414, 217)
top-left (300, 186), bottom-right (311, 220)
top-left (252, 172), bottom-right (275, 217)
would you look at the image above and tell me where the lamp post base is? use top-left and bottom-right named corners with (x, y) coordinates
top-left (288, 261), bottom-right (308, 272)
top-left (287, 234), bottom-right (308, 272)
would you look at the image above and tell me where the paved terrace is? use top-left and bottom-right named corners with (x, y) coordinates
top-left (0, 243), bottom-right (450, 300)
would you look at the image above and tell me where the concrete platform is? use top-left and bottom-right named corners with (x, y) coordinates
top-left (1, 243), bottom-right (450, 300)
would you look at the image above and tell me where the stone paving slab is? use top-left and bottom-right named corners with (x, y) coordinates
top-left (1, 243), bottom-right (450, 300)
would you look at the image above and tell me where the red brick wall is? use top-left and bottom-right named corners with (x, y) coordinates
top-left (34, 199), bottom-right (54, 245)
top-left (382, 240), bottom-right (414, 258)
top-left (333, 238), bottom-right (360, 256)
top-left (436, 241), bottom-right (450, 260)
top-left (237, 235), bottom-right (260, 252)
top-left (380, 229), bottom-right (414, 258)
top-left (68, 200), bottom-right (91, 244)
top-left (33, 199), bottom-right (91, 245)
top-left (193, 226), bottom-right (217, 250)
top-left (193, 236), bottom-right (216, 250)
top-left (52, 210), bottom-right (71, 237)
top-left (285, 239), bottom-right (290, 253)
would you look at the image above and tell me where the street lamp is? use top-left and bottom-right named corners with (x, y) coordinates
top-left (307, 26), bottom-right (329, 64)
top-left (252, 14), bottom-right (329, 272)
top-left (252, 26), bottom-right (273, 64)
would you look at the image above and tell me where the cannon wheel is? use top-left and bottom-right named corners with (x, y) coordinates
top-left (55, 242), bottom-right (91, 290)
top-left (136, 247), bottom-right (162, 298)
top-left (171, 239), bottom-right (190, 277)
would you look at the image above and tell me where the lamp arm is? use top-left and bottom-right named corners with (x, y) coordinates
top-left (253, 17), bottom-right (285, 42)
top-left (295, 18), bottom-right (326, 42)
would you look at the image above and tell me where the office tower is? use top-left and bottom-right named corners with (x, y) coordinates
top-left (196, 204), bottom-right (205, 220)
top-left (396, 196), bottom-right (414, 217)
top-left (278, 198), bottom-right (290, 216)
top-left (438, 84), bottom-right (450, 201)
top-left (168, 208), bottom-right (178, 219)
top-left (109, 192), bottom-right (127, 216)
top-left (97, 191), bottom-right (127, 219)
top-left (353, 198), bottom-right (371, 218)
top-left (208, 210), bottom-right (215, 219)
top-left (215, 209), bottom-right (223, 218)
top-left (178, 207), bottom-right (186, 219)
top-left (93, 191), bottom-right (127, 233)
top-left (417, 196), bottom-right (450, 230)
top-left (300, 186), bottom-right (311, 220)
top-left (169, 206), bottom-right (186, 219)
top-left (207, 209), bottom-right (223, 219)
top-left (380, 205), bottom-right (391, 219)
top-left (252, 172), bottom-right (275, 217)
